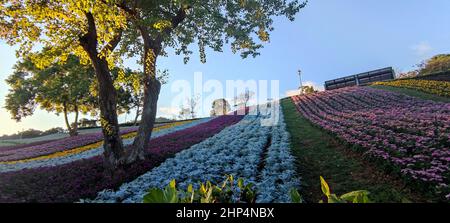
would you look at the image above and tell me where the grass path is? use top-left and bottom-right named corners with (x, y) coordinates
top-left (281, 98), bottom-right (431, 203)
top-left (370, 85), bottom-right (450, 103)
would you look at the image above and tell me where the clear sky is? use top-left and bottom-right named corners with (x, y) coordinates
top-left (1, 0), bottom-right (450, 135)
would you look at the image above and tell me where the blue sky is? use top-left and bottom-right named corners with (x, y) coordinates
top-left (1, 0), bottom-right (450, 135)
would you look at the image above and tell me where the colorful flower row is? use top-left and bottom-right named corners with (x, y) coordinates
top-left (0, 115), bottom-right (243, 202)
top-left (0, 121), bottom-right (194, 163)
top-left (0, 127), bottom-right (137, 162)
top-left (291, 87), bottom-right (450, 200)
top-left (89, 106), bottom-right (300, 203)
top-left (372, 79), bottom-right (450, 97)
top-left (0, 139), bottom-right (60, 152)
top-left (0, 119), bottom-right (212, 173)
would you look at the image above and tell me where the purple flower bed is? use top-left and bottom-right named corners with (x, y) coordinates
top-left (0, 115), bottom-right (243, 202)
top-left (292, 87), bottom-right (450, 201)
top-left (0, 127), bottom-right (139, 162)
top-left (0, 139), bottom-right (60, 152)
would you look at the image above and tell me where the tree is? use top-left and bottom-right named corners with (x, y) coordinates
top-left (115, 68), bottom-right (168, 126)
top-left (112, 0), bottom-right (307, 162)
top-left (1, 0), bottom-right (307, 167)
top-left (4, 54), bottom-right (97, 136)
top-left (300, 85), bottom-right (317, 94)
top-left (210, 99), bottom-right (231, 116)
top-left (111, 68), bottom-right (145, 126)
top-left (235, 89), bottom-right (255, 114)
top-left (188, 96), bottom-right (199, 119)
top-left (417, 54), bottom-right (450, 75)
top-left (178, 95), bottom-right (199, 120)
top-left (178, 107), bottom-right (191, 120)
top-left (0, 0), bottom-right (128, 171)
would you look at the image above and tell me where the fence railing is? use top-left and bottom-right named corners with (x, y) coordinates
top-left (324, 67), bottom-right (395, 90)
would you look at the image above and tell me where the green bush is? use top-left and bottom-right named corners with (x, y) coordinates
top-left (143, 175), bottom-right (256, 203)
top-left (143, 175), bottom-right (371, 203)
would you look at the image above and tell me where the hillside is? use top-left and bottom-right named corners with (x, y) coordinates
top-left (0, 86), bottom-right (449, 203)
top-left (289, 86), bottom-right (449, 202)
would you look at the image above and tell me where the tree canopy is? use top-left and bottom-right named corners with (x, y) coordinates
top-left (0, 0), bottom-right (126, 69)
top-left (1, 0), bottom-right (307, 168)
top-left (116, 0), bottom-right (307, 64)
top-left (417, 54), bottom-right (450, 75)
top-left (5, 54), bottom-right (98, 135)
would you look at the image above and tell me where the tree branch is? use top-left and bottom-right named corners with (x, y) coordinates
top-left (79, 12), bottom-right (98, 55)
top-left (101, 29), bottom-right (123, 54)
top-left (155, 6), bottom-right (189, 45)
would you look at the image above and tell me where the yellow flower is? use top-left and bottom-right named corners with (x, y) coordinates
top-left (372, 79), bottom-right (450, 97)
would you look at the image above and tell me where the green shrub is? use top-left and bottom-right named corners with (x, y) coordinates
top-left (143, 175), bottom-right (256, 203)
top-left (143, 175), bottom-right (370, 203)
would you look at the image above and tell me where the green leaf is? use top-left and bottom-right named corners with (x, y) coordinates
top-left (340, 190), bottom-right (370, 203)
top-left (169, 179), bottom-right (176, 189)
top-left (320, 176), bottom-right (331, 197)
top-left (200, 183), bottom-right (207, 195)
top-left (237, 178), bottom-right (244, 189)
top-left (328, 194), bottom-right (343, 203)
top-left (143, 188), bottom-right (165, 203)
top-left (289, 188), bottom-right (303, 203)
top-left (164, 187), bottom-right (179, 203)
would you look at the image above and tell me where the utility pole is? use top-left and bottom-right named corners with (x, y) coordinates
top-left (298, 69), bottom-right (303, 94)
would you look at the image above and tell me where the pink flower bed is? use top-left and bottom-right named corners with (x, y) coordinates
top-left (291, 87), bottom-right (450, 200)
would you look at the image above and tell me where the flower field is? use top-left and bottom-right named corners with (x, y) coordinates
top-left (88, 106), bottom-right (299, 203)
top-left (0, 127), bottom-right (139, 162)
top-left (0, 119), bottom-right (212, 173)
top-left (2, 86), bottom-right (448, 203)
top-left (291, 87), bottom-right (450, 200)
top-left (372, 79), bottom-right (450, 97)
top-left (0, 115), bottom-right (242, 202)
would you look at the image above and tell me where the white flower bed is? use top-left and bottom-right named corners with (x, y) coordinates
top-left (0, 118), bottom-right (213, 173)
top-left (89, 105), bottom-right (300, 203)
top-left (256, 108), bottom-right (300, 203)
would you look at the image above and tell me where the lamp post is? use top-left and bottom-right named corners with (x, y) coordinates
top-left (298, 69), bottom-right (303, 94)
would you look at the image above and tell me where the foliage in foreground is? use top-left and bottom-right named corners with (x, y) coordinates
top-left (318, 176), bottom-right (370, 203)
top-left (143, 176), bottom-right (370, 203)
top-left (289, 177), bottom-right (370, 203)
top-left (143, 175), bottom-right (256, 203)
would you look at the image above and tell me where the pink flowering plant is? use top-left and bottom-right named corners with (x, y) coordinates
top-left (291, 87), bottom-right (450, 201)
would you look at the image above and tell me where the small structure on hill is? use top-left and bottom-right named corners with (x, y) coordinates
top-left (210, 99), bottom-right (231, 116)
top-left (324, 67), bottom-right (394, 90)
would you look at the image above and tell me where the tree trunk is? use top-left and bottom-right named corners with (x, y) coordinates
top-left (92, 57), bottom-right (125, 170)
top-left (133, 104), bottom-right (140, 126)
top-left (63, 102), bottom-right (75, 137)
top-left (72, 105), bottom-right (79, 136)
top-left (80, 12), bottom-right (124, 171)
top-left (128, 47), bottom-right (161, 163)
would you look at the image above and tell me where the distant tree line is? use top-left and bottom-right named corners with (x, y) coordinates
top-left (0, 128), bottom-right (64, 140)
top-left (397, 54), bottom-right (450, 78)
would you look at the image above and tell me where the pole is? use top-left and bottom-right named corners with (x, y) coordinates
top-left (298, 70), bottom-right (303, 94)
